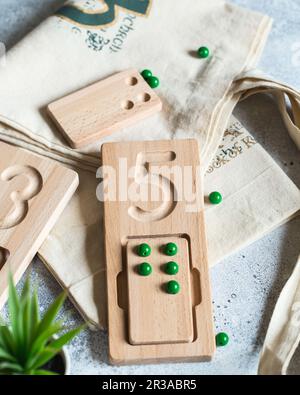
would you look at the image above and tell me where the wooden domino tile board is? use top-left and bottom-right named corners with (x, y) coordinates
top-left (0, 142), bottom-right (79, 308)
top-left (48, 69), bottom-right (162, 149)
top-left (102, 139), bottom-right (215, 365)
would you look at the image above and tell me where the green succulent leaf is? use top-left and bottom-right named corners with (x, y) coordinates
top-left (26, 347), bottom-right (59, 372)
top-left (0, 326), bottom-right (16, 355)
top-left (31, 369), bottom-right (58, 376)
top-left (49, 325), bottom-right (86, 350)
top-left (0, 275), bottom-right (83, 375)
top-left (36, 293), bottom-right (66, 337)
top-left (0, 326), bottom-right (7, 349)
top-left (16, 303), bottom-right (27, 363)
top-left (22, 283), bottom-right (32, 356)
top-left (30, 289), bottom-right (40, 341)
top-left (21, 277), bottom-right (30, 303)
top-left (28, 321), bottom-right (64, 360)
top-left (8, 274), bottom-right (21, 339)
top-left (0, 361), bottom-right (23, 374)
top-left (0, 314), bottom-right (5, 326)
top-left (0, 348), bottom-right (16, 363)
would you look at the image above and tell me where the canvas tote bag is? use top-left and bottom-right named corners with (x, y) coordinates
top-left (0, 0), bottom-right (299, 374)
top-left (258, 255), bottom-right (300, 375)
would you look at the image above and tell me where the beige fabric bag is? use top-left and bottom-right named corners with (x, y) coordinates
top-left (259, 255), bottom-right (300, 375)
top-left (0, 0), bottom-right (299, 373)
top-left (230, 74), bottom-right (300, 375)
top-left (0, 0), bottom-right (272, 170)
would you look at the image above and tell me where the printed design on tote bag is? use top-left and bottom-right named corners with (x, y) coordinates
top-left (57, 0), bottom-right (152, 28)
top-left (206, 121), bottom-right (257, 174)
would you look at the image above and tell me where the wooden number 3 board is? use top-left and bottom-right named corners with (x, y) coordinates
top-left (102, 139), bottom-right (215, 365)
top-left (0, 142), bottom-right (79, 308)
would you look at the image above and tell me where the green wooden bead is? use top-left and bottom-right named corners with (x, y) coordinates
top-left (138, 262), bottom-right (152, 276)
top-left (198, 46), bottom-right (210, 59)
top-left (141, 69), bottom-right (152, 79)
top-left (167, 280), bottom-right (180, 295)
top-left (146, 76), bottom-right (160, 89)
top-left (164, 242), bottom-right (178, 256)
top-left (137, 243), bottom-right (151, 257)
top-left (216, 332), bottom-right (229, 347)
top-left (165, 262), bottom-right (179, 275)
top-left (209, 191), bottom-right (223, 205)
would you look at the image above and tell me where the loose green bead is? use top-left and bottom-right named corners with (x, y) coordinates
top-left (165, 261), bottom-right (179, 275)
top-left (141, 69), bottom-right (152, 79)
top-left (209, 191), bottom-right (223, 205)
top-left (137, 243), bottom-right (151, 257)
top-left (216, 332), bottom-right (229, 347)
top-left (164, 242), bottom-right (178, 256)
top-left (146, 76), bottom-right (160, 89)
top-left (198, 46), bottom-right (210, 59)
top-left (167, 280), bottom-right (180, 295)
top-left (138, 262), bottom-right (152, 276)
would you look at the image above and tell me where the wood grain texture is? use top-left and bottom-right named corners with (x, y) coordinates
top-left (127, 237), bottom-right (193, 346)
top-left (0, 142), bottom-right (79, 308)
top-left (102, 139), bottom-right (215, 365)
top-left (48, 69), bottom-right (162, 149)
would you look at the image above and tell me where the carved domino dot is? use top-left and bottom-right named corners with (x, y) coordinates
top-left (122, 100), bottom-right (134, 110)
top-left (126, 76), bottom-right (138, 86)
top-left (137, 93), bottom-right (151, 103)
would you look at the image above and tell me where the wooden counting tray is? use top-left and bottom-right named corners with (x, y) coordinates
top-left (127, 237), bottom-right (194, 346)
top-left (0, 142), bottom-right (79, 307)
top-left (48, 69), bottom-right (162, 149)
top-left (102, 139), bottom-right (215, 365)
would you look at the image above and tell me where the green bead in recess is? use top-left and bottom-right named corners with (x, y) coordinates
top-left (216, 332), bottom-right (229, 347)
top-left (141, 69), bottom-right (152, 79)
top-left (137, 243), bottom-right (151, 257)
top-left (166, 280), bottom-right (180, 295)
top-left (164, 242), bottom-right (178, 256)
top-left (209, 191), bottom-right (223, 205)
top-left (165, 261), bottom-right (179, 275)
top-left (138, 262), bottom-right (152, 276)
top-left (146, 76), bottom-right (160, 89)
top-left (198, 46), bottom-right (210, 59)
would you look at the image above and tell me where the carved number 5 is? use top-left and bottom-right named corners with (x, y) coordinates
top-left (128, 151), bottom-right (177, 223)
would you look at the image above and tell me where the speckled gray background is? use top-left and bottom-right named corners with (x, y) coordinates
top-left (0, 0), bottom-right (299, 375)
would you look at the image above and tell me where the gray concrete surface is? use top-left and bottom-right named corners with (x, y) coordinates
top-left (0, 0), bottom-right (299, 375)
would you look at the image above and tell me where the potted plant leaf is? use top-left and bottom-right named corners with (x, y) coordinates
top-left (0, 275), bottom-right (84, 375)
